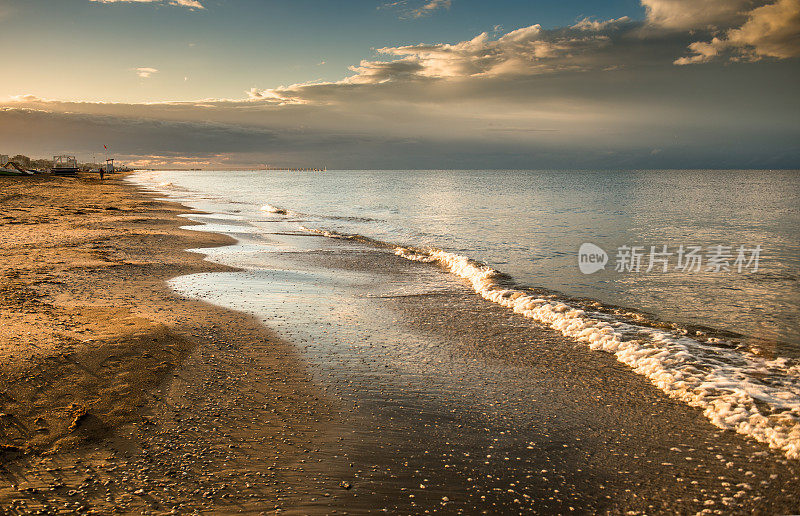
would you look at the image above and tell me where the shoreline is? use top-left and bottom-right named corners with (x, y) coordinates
top-left (0, 173), bottom-right (338, 513)
top-left (2, 172), bottom-right (800, 513)
top-left (130, 173), bottom-right (800, 513)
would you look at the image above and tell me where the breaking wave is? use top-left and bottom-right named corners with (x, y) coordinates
top-left (260, 203), bottom-right (298, 216)
top-left (301, 226), bottom-right (800, 460)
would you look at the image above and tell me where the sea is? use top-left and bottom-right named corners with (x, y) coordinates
top-left (129, 169), bottom-right (800, 462)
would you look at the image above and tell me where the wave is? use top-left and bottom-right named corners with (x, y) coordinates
top-left (323, 214), bottom-right (383, 223)
top-left (302, 226), bottom-right (800, 460)
top-left (260, 203), bottom-right (299, 217)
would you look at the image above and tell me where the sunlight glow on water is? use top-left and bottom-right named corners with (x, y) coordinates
top-left (132, 169), bottom-right (800, 347)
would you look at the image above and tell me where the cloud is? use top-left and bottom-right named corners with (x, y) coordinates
top-left (169, 0), bottom-right (204, 8)
top-left (88, 0), bottom-right (204, 10)
top-left (371, 2), bottom-right (800, 78)
top-left (643, 0), bottom-right (769, 30)
top-left (4, 48), bottom-right (797, 170)
top-left (408, 0), bottom-right (451, 18)
top-left (572, 16), bottom-right (632, 31)
top-left (245, 16), bottom-right (637, 101)
top-left (135, 67), bottom-right (159, 78)
top-left (381, 0), bottom-right (451, 19)
top-left (674, 0), bottom-right (800, 63)
top-left (6, 94), bottom-right (46, 103)
top-left (0, 107), bottom-right (282, 158)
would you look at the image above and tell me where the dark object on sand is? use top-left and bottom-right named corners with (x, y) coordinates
top-left (0, 444), bottom-right (22, 455)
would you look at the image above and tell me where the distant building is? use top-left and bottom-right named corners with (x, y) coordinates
top-left (0, 155), bottom-right (8, 165)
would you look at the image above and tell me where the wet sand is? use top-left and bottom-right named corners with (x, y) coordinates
top-left (204, 239), bottom-right (800, 514)
top-left (162, 204), bottom-right (800, 515)
top-left (1, 173), bottom-right (799, 514)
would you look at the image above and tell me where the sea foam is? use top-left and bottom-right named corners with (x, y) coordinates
top-left (395, 246), bottom-right (800, 460)
top-left (302, 225), bottom-right (800, 460)
top-left (260, 203), bottom-right (301, 217)
top-left (260, 203), bottom-right (289, 215)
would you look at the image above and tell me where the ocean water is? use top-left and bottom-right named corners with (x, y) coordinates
top-left (135, 169), bottom-right (799, 346)
top-left (130, 169), bottom-right (800, 460)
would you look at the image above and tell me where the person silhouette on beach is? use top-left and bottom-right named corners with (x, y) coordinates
top-left (99, 168), bottom-right (104, 180)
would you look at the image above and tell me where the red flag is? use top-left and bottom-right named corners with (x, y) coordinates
top-left (103, 145), bottom-right (107, 150)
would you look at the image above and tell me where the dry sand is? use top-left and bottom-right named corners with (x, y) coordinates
top-left (0, 174), bottom-right (338, 513)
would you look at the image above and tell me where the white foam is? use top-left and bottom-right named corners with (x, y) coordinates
top-left (260, 203), bottom-right (285, 214)
top-left (260, 203), bottom-right (297, 216)
top-left (299, 226), bottom-right (342, 239)
top-left (390, 245), bottom-right (800, 460)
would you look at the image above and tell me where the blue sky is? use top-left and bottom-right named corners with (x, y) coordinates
top-left (1, 0), bottom-right (798, 169)
top-left (2, 0), bottom-right (644, 102)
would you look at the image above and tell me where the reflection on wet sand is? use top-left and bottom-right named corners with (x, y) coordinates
top-left (170, 221), bottom-right (800, 513)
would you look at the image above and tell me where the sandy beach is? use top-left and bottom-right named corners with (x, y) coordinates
top-left (2, 173), bottom-right (800, 515)
top-left (4, 0), bottom-right (800, 509)
top-left (0, 174), bottom-right (337, 513)
top-left (3, 0), bottom-right (798, 511)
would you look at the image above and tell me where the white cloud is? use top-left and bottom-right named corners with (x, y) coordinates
top-left (408, 0), bottom-right (451, 18)
top-left (89, 0), bottom-right (204, 10)
top-left (381, 0), bottom-right (451, 19)
top-left (674, 0), bottom-right (800, 63)
top-left (286, 18), bottom-right (633, 87)
top-left (240, 18), bottom-right (652, 106)
top-left (135, 67), bottom-right (159, 78)
top-left (169, 0), bottom-right (204, 8)
top-left (6, 94), bottom-right (47, 103)
top-left (572, 16), bottom-right (631, 31)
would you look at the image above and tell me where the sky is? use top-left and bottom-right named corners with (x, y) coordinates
top-left (0, 0), bottom-right (798, 169)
